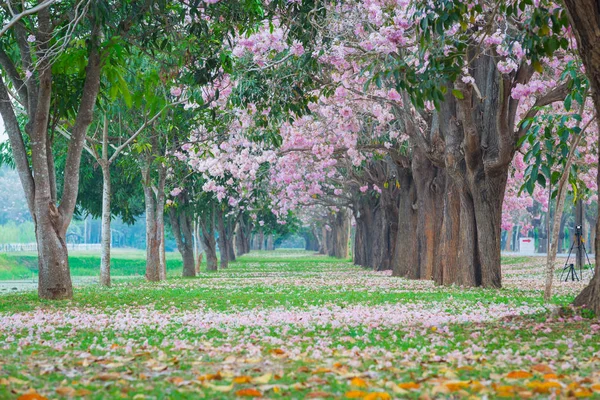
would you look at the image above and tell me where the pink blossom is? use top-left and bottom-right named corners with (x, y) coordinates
top-left (170, 87), bottom-right (182, 97)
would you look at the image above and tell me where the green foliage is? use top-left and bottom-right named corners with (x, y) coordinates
top-left (519, 64), bottom-right (590, 199)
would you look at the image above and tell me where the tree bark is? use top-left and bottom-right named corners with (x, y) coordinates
top-left (216, 208), bottom-right (229, 269)
top-left (169, 206), bottom-right (196, 277)
top-left (561, 0), bottom-right (600, 313)
top-left (143, 183), bottom-right (160, 281)
top-left (100, 163), bottom-right (112, 287)
top-left (412, 148), bottom-right (445, 279)
top-left (227, 219), bottom-right (237, 261)
top-left (392, 168), bottom-right (418, 278)
top-left (199, 213), bottom-right (218, 271)
top-left (327, 208), bottom-right (350, 258)
top-left (319, 226), bottom-right (328, 255)
top-left (266, 234), bottom-right (275, 251)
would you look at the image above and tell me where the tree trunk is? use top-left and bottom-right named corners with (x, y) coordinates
top-left (143, 183), bottom-right (161, 282)
top-left (565, 0), bottom-right (600, 312)
top-left (319, 226), bottom-right (328, 255)
top-left (34, 201), bottom-right (73, 299)
top-left (392, 168), bottom-right (418, 278)
top-left (141, 164), bottom-right (162, 282)
top-left (227, 220), bottom-right (237, 261)
top-left (412, 149), bottom-right (445, 279)
top-left (328, 209), bottom-right (350, 258)
top-left (258, 231), bottom-right (264, 250)
top-left (200, 216), bottom-right (218, 271)
top-left (100, 164), bottom-right (111, 287)
top-left (193, 219), bottom-right (203, 273)
top-left (504, 227), bottom-right (513, 251)
top-left (266, 234), bottom-right (275, 251)
top-left (169, 207), bottom-right (196, 278)
top-left (217, 208), bottom-right (229, 269)
top-left (157, 169), bottom-right (167, 280)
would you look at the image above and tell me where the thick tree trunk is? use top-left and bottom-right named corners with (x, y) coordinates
top-left (380, 176), bottom-right (400, 271)
top-left (100, 164), bottom-right (111, 287)
top-left (236, 218), bottom-right (252, 256)
top-left (563, 0), bottom-right (600, 314)
top-left (327, 209), bottom-right (350, 258)
top-left (412, 149), bottom-right (445, 279)
top-left (319, 226), bottom-right (328, 255)
top-left (200, 217), bottom-right (218, 271)
top-left (169, 207), bottom-right (196, 277)
top-left (353, 194), bottom-right (385, 269)
top-left (34, 201), bottom-right (73, 299)
top-left (392, 168), bottom-right (418, 278)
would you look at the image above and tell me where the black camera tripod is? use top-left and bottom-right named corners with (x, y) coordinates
top-left (560, 226), bottom-right (592, 282)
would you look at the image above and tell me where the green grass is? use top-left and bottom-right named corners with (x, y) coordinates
top-left (0, 254), bottom-right (31, 280)
top-left (0, 251), bottom-right (598, 399)
top-left (0, 249), bottom-right (184, 279)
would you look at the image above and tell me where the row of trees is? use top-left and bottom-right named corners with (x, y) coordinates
top-left (192, 0), bottom-right (600, 311)
top-left (0, 0), bottom-right (305, 298)
top-left (1, 0), bottom-right (600, 314)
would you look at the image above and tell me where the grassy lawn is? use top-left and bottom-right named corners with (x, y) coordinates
top-left (0, 251), bottom-right (599, 399)
top-left (0, 249), bottom-right (184, 280)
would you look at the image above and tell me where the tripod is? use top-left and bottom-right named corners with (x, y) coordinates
top-left (560, 226), bottom-right (592, 282)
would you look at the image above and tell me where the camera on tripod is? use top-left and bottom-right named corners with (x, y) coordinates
top-left (560, 224), bottom-right (591, 282)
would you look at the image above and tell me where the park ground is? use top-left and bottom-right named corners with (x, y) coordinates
top-left (0, 250), bottom-right (599, 399)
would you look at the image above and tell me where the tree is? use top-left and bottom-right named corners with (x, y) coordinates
top-left (0, 0), bottom-right (155, 299)
top-left (562, 1), bottom-right (600, 314)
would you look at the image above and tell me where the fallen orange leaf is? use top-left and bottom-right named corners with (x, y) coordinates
top-left (574, 388), bottom-right (593, 398)
top-left (364, 392), bottom-right (391, 400)
top-left (233, 376), bottom-right (253, 384)
top-left (494, 385), bottom-right (516, 394)
top-left (527, 380), bottom-right (562, 394)
top-left (445, 381), bottom-right (471, 391)
top-left (591, 384), bottom-right (600, 392)
top-left (397, 382), bottom-right (420, 390)
top-left (544, 374), bottom-right (559, 380)
top-left (345, 390), bottom-right (368, 398)
top-left (350, 377), bottom-right (369, 388)
top-left (506, 371), bottom-right (533, 379)
top-left (270, 348), bottom-right (285, 355)
top-left (235, 388), bottom-right (262, 397)
top-left (17, 394), bottom-right (47, 400)
top-left (532, 364), bottom-right (554, 374)
top-left (198, 372), bottom-right (223, 381)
